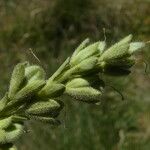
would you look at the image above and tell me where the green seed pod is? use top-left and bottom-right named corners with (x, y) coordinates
top-left (38, 82), bottom-right (65, 98)
top-left (129, 42), bottom-right (145, 54)
top-left (66, 78), bottom-right (90, 88)
top-left (25, 99), bottom-right (61, 115)
top-left (70, 42), bottom-right (100, 66)
top-left (99, 34), bottom-right (132, 61)
top-left (6, 80), bottom-right (45, 108)
top-left (65, 87), bottom-right (102, 103)
top-left (71, 38), bottom-right (90, 60)
top-left (0, 129), bottom-right (6, 144)
top-left (28, 115), bottom-right (61, 125)
top-left (0, 93), bottom-right (9, 112)
top-left (8, 62), bottom-right (27, 98)
top-left (25, 65), bottom-right (46, 81)
top-left (0, 117), bottom-right (12, 129)
top-left (5, 123), bottom-right (24, 143)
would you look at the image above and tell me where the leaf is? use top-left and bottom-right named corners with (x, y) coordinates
top-left (8, 62), bottom-right (27, 99)
top-left (99, 34), bottom-right (132, 61)
top-left (70, 42), bottom-right (100, 66)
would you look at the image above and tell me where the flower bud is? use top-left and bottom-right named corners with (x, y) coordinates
top-left (8, 62), bottom-right (27, 99)
top-left (38, 82), bottom-right (65, 98)
top-left (71, 38), bottom-right (90, 60)
top-left (25, 99), bottom-right (61, 115)
top-left (28, 115), bottom-right (61, 125)
top-left (7, 80), bottom-right (45, 108)
top-left (0, 93), bottom-right (9, 112)
top-left (70, 42), bottom-right (100, 66)
top-left (75, 56), bottom-right (98, 73)
top-left (66, 78), bottom-right (90, 88)
top-left (65, 87), bottom-right (102, 103)
top-left (99, 34), bottom-right (132, 61)
top-left (105, 58), bottom-right (135, 69)
top-left (129, 42), bottom-right (145, 54)
top-left (25, 65), bottom-right (46, 81)
top-left (5, 123), bottom-right (24, 143)
top-left (0, 117), bottom-right (12, 129)
top-left (0, 129), bottom-right (6, 144)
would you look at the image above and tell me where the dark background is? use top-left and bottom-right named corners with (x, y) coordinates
top-left (0, 0), bottom-right (150, 149)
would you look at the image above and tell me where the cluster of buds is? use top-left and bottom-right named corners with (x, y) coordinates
top-left (0, 35), bottom-right (146, 149)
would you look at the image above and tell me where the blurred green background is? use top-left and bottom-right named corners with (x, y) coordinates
top-left (0, 0), bottom-right (150, 150)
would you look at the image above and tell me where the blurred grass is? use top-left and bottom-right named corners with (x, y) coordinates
top-left (0, 0), bottom-right (150, 150)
